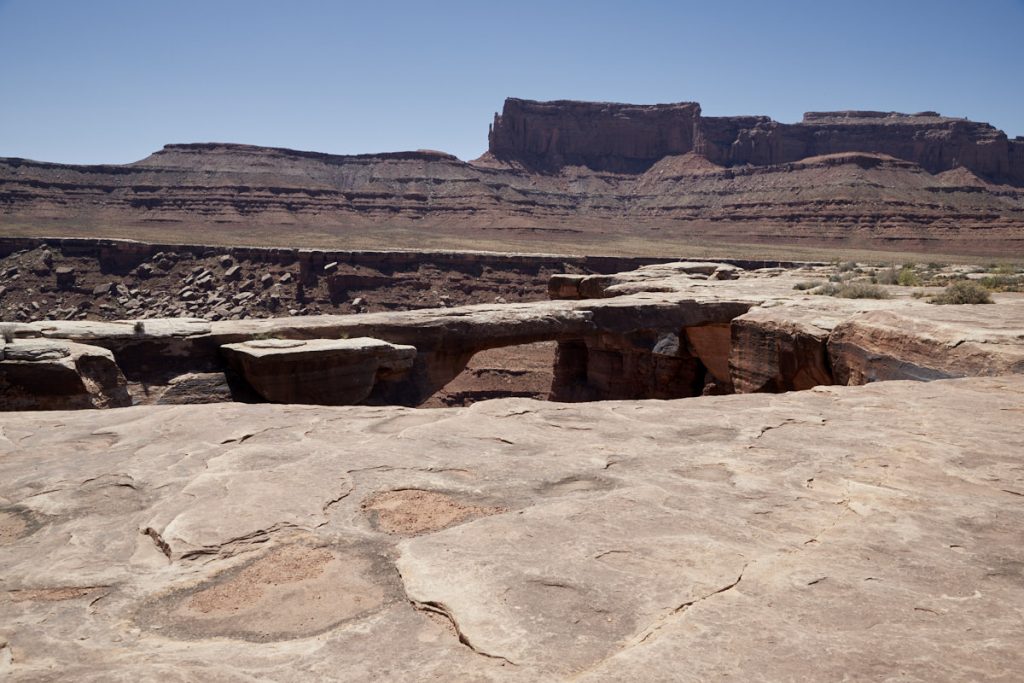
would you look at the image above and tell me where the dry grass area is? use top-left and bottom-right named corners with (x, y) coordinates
top-left (4, 219), bottom-right (1020, 266)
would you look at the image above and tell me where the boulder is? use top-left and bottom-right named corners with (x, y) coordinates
top-left (28, 248), bottom-right (53, 275)
top-left (54, 266), bottom-right (75, 290)
top-left (548, 273), bottom-right (587, 300)
top-left (0, 339), bottom-right (130, 410)
top-left (221, 337), bottom-right (417, 405)
top-left (154, 372), bottom-right (238, 405)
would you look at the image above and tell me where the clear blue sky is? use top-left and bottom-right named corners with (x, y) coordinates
top-left (2, 0), bottom-right (1022, 164)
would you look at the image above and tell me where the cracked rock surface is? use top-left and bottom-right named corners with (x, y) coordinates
top-left (1, 376), bottom-right (1023, 680)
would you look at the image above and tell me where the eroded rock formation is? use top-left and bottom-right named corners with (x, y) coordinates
top-left (2, 99), bottom-right (1023, 255)
top-left (221, 337), bottom-right (416, 405)
top-left (0, 337), bottom-right (130, 410)
top-left (487, 98), bottom-right (701, 173)
top-left (4, 256), bottom-right (1023, 409)
top-left (488, 99), bottom-right (1024, 182)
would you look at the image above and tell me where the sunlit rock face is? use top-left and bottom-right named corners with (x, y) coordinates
top-left (2, 376), bottom-right (1023, 679)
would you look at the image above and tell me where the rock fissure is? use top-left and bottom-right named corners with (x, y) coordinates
top-left (218, 429), bottom-right (273, 445)
top-left (634, 563), bottom-right (749, 647)
top-left (178, 522), bottom-right (302, 561)
top-left (142, 527), bottom-right (172, 561)
top-left (410, 598), bottom-right (518, 666)
top-left (567, 562), bottom-right (751, 679)
top-left (345, 465), bottom-right (471, 475)
top-left (320, 490), bottom-right (352, 514)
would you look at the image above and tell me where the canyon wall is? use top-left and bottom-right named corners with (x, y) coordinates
top-left (2, 99), bottom-right (1023, 256)
top-left (487, 98), bottom-right (700, 172)
top-left (488, 99), bottom-right (1024, 183)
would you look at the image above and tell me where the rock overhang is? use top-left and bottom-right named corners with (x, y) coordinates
top-left (4, 258), bottom-right (1024, 409)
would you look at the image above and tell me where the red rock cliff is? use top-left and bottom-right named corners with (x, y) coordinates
top-left (487, 98), bottom-right (700, 173)
top-left (488, 99), bottom-right (1023, 183)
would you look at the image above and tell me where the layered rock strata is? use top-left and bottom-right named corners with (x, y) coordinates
top-left (1, 377), bottom-right (1022, 679)
top-left (3, 100), bottom-right (1023, 255)
top-left (489, 100), bottom-right (1024, 180)
top-left (829, 306), bottom-right (1024, 383)
top-left (487, 99), bottom-right (701, 173)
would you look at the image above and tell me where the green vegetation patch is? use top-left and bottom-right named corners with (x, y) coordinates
top-left (929, 281), bottom-right (994, 305)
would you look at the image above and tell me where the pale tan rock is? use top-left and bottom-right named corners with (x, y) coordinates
top-left (547, 273), bottom-right (587, 300)
top-left (0, 377), bottom-right (1022, 680)
top-left (221, 337), bottom-right (416, 405)
top-left (829, 300), bottom-right (1024, 383)
top-left (32, 317), bottom-right (211, 340)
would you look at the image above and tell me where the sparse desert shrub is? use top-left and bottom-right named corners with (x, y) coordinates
top-left (793, 280), bottom-right (822, 291)
top-left (813, 282), bottom-right (841, 296)
top-left (874, 266), bottom-right (899, 285)
top-left (929, 281), bottom-right (994, 305)
top-left (816, 282), bottom-right (890, 299)
top-left (911, 290), bottom-right (928, 299)
top-left (986, 263), bottom-right (1019, 275)
top-left (978, 275), bottom-right (1024, 292)
top-left (897, 266), bottom-right (921, 286)
top-left (838, 261), bottom-right (858, 272)
top-left (837, 282), bottom-right (891, 299)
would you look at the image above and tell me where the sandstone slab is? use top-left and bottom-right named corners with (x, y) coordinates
top-left (0, 338), bottom-right (130, 410)
top-left (0, 377), bottom-right (1022, 680)
top-left (221, 337), bottom-right (416, 405)
top-left (830, 299), bottom-right (1024, 383)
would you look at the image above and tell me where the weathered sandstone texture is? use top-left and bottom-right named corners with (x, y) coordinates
top-left (829, 305), bottom-right (1024, 383)
top-left (1, 377), bottom-right (1022, 680)
top-left (3, 259), bottom-right (1023, 408)
top-left (3, 99), bottom-right (1023, 255)
top-left (0, 337), bottom-right (130, 410)
top-left (221, 337), bottom-right (416, 405)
